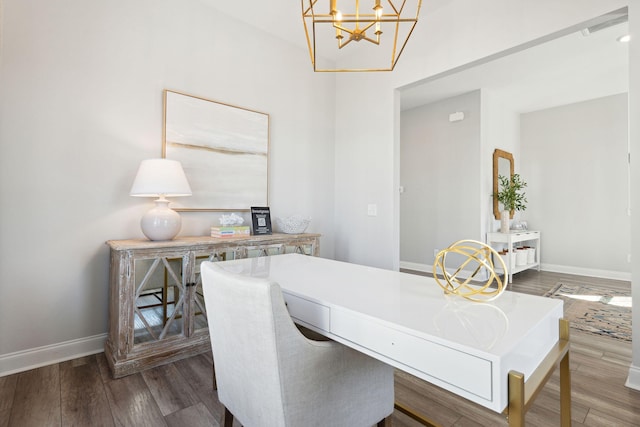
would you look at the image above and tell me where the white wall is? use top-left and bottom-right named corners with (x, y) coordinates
top-left (334, 0), bottom-right (629, 272)
top-left (334, 72), bottom-right (397, 268)
top-left (627, 0), bottom-right (640, 391)
top-left (0, 0), bottom-right (336, 372)
top-left (481, 89), bottom-right (521, 232)
top-left (520, 94), bottom-right (630, 279)
top-left (400, 91), bottom-right (481, 270)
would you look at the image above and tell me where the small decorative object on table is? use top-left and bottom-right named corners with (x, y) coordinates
top-left (219, 213), bottom-right (245, 227)
top-left (274, 215), bottom-right (311, 234)
top-left (251, 206), bottom-right (272, 235)
top-left (433, 239), bottom-right (508, 302)
top-left (211, 226), bottom-right (250, 238)
top-left (494, 173), bottom-right (528, 233)
top-left (211, 213), bottom-right (250, 238)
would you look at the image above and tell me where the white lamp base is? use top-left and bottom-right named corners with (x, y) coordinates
top-left (140, 198), bottom-right (182, 241)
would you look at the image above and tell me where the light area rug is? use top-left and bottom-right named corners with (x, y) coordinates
top-left (543, 282), bottom-right (632, 342)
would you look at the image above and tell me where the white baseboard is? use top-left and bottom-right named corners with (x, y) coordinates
top-left (399, 261), bottom-right (482, 280)
top-left (0, 333), bottom-right (107, 377)
top-left (399, 261), bottom-right (431, 273)
top-left (401, 261), bottom-right (631, 282)
top-left (541, 263), bottom-right (631, 282)
top-left (626, 364), bottom-right (640, 390)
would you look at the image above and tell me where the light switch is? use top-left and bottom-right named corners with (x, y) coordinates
top-left (367, 204), bottom-right (377, 216)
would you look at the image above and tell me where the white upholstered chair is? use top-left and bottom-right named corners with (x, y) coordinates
top-left (200, 261), bottom-right (394, 427)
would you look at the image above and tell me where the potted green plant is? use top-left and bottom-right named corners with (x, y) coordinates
top-left (495, 174), bottom-right (527, 232)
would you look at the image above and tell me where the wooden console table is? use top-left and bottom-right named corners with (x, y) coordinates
top-left (104, 233), bottom-right (320, 378)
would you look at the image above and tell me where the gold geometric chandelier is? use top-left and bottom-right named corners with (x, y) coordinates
top-left (301, 0), bottom-right (422, 72)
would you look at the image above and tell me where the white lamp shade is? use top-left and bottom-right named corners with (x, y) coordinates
top-left (130, 159), bottom-right (192, 197)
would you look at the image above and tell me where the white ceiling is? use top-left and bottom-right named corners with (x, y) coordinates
top-left (204, 2), bottom-right (628, 114)
top-left (203, 0), bottom-right (439, 62)
top-left (200, 1), bottom-right (309, 50)
top-left (400, 21), bottom-right (629, 112)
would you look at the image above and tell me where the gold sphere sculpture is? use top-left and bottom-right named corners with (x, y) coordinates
top-left (432, 239), bottom-right (508, 302)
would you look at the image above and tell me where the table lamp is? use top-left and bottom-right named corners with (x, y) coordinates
top-left (130, 158), bottom-right (192, 241)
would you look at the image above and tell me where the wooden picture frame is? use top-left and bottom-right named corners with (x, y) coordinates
top-left (163, 90), bottom-right (269, 211)
top-left (492, 148), bottom-right (515, 220)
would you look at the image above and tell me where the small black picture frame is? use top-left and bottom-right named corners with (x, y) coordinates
top-left (251, 206), bottom-right (272, 235)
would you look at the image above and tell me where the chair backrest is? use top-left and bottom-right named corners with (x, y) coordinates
top-left (201, 261), bottom-right (302, 426)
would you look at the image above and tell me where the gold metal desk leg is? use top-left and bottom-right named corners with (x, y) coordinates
top-left (559, 319), bottom-right (572, 426)
top-left (393, 401), bottom-right (441, 427)
top-left (397, 320), bottom-right (570, 427)
top-left (506, 318), bottom-right (571, 427)
top-left (508, 371), bottom-right (525, 427)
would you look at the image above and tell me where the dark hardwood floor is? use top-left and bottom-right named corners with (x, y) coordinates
top-left (1, 269), bottom-right (638, 426)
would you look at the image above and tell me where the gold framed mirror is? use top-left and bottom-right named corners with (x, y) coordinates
top-left (492, 149), bottom-right (514, 219)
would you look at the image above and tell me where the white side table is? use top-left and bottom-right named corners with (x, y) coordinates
top-left (486, 231), bottom-right (540, 283)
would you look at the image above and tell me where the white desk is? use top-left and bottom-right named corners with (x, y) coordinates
top-left (214, 253), bottom-right (569, 425)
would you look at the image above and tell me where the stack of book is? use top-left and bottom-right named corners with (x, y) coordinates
top-left (211, 226), bottom-right (251, 238)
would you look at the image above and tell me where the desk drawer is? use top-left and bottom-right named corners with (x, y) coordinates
top-left (283, 292), bottom-right (330, 331)
top-left (331, 309), bottom-right (493, 401)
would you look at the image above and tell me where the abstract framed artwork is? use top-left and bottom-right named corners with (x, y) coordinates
top-left (163, 90), bottom-right (269, 211)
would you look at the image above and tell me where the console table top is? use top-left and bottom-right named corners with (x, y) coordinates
top-left (106, 233), bottom-right (321, 251)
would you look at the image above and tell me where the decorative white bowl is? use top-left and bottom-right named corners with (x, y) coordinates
top-left (275, 216), bottom-right (311, 234)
